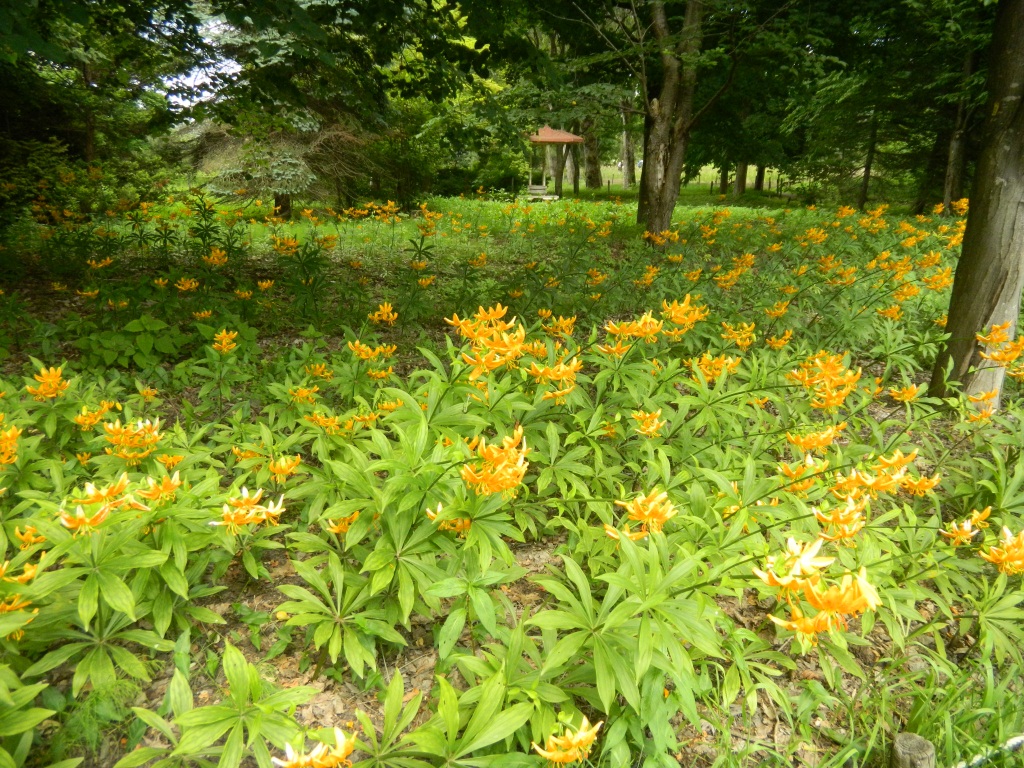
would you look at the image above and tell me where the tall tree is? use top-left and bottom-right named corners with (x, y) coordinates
top-left (929, 0), bottom-right (1024, 405)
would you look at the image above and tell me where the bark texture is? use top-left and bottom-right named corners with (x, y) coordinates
top-left (943, 52), bottom-right (975, 214)
top-left (857, 115), bottom-right (878, 210)
top-left (621, 106), bottom-right (636, 187)
top-left (754, 164), bottom-right (766, 191)
top-left (637, 0), bottom-right (705, 233)
top-left (734, 161), bottom-right (748, 196)
top-left (583, 121), bottom-right (603, 189)
top-left (929, 0), bottom-right (1024, 404)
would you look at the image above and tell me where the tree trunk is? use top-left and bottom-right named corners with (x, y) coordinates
top-left (553, 144), bottom-right (567, 198)
top-left (857, 115), bottom-right (878, 210)
top-left (734, 161), bottom-right (748, 197)
top-left (754, 164), bottom-right (766, 191)
top-left (621, 106), bottom-right (636, 187)
top-left (636, 0), bottom-right (705, 234)
top-left (274, 193), bottom-right (293, 220)
top-left (718, 164), bottom-right (729, 195)
top-left (583, 121), bottom-right (603, 189)
top-left (929, 0), bottom-right (1024, 405)
top-left (943, 52), bottom-right (976, 215)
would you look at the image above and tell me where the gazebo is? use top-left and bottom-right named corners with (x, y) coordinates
top-left (527, 125), bottom-right (584, 197)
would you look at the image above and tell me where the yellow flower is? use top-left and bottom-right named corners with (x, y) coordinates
top-left (258, 280), bottom-right (275, 291)
top-left (305, 363), bottom-right (333, 380)
top-left (175, 277), bottom-right (199, 292)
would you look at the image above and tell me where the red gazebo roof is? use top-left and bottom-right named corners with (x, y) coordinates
top-left (528, 125), bottom-right (584, 144)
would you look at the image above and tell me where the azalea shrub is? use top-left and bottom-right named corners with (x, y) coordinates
top-left (0, 193), bottom-right (1022, 768)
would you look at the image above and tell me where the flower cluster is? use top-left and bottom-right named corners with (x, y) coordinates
top-left (103, 418), bottom-right (162, 465)
top-left (720, 321), bottom-right (756, 351)
top-left (212, 329), bottom-right (238, 354)
top-left (787, 351), bottom-right (862, 410)
top-left (0, 421), bottom-right (21, 468)
top-left (660, 295), bottom-right (708, 338)
top-left (26, 366), bottom-right (70, 400)
top-left (211, 488), bottom-right (285, 534)
top-left (461, 426), bottom-right (529, 497)
top-left (446, 304), bottom-right (527, 380)
top-left (369, 302), bottom-right (398, 325)
top-left (529, 357), bottom-right (583, 404)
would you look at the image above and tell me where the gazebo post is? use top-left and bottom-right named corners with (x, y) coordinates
top-left (526, 125), bottom-right (584, 199)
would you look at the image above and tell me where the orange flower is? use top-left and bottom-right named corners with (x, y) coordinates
top-left (324, 511), bottom-right (360, 534)
top-left (631, 409), bottom-right (665, 438)
top-left (721, 321), bottom-right (756, 351)
top-left (754, 537), bottom-right (834, 594)
top-left (425, 503), bottom-right (472, 536)
top-left (602, 523), bottom-right (648, 541)
top-left (268, 455), bottom-right (301, 484)
top-left (103, 419), bottom-right (162, 465)
top-left (900, 473), bottom-right (941, 496)
top-left (766, 330), bottom-right (793, 350)
top-left (460, 426), bottom-right (529, 497)
top-left (136, 472), bottom-right (182, 504)
top-left (212, 329), bottom-right (238, 354)
top-left (0, 424), bottom-right (22, 467)
top-left (815, 495), bottom-right (867, 543)
top-left (157, 454), bottom-right (184, 470)
top-left (888, 384), bottom-right (921, 403)
top-left (26, 366), bottom-right (70, 400)
top-left (289, 385), bottom-right (320, 404)
top-left (369, 302), bottom-right (398, 325)
top-left (14, 526), bottom-right (45, 550)
top-left (786, 422), bottom-right (846, 454)
top-left (976, 321), bottom-right (1012, 346)
top-left (979, 526), bottom-right (1024, 574)
top-left (73, 473), bottom-right (132, 507)
top-left (940, 519), bottom-right (977, 546)
top-left (60, 503), bottom-right (112, 535)
top-left (532, 717), bottom-right (603, 764)
top-left (614, 489), bottom-right (676, 533)
top-left (271, 728), bottom-right (357, 768)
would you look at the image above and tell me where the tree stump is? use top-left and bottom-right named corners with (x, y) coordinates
top-left (892, 733), bottom-right (936, 768)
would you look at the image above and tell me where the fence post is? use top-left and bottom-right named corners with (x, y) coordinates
top-left (892, 733), bottom-right (936, 768)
